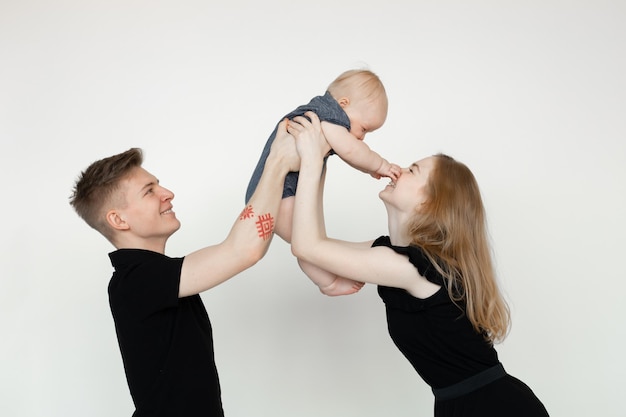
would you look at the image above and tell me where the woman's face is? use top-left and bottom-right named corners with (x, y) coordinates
top-left (379, 156), bottom-right (435, 213)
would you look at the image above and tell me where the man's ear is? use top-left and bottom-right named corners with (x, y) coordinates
top-left (106, 209), bottom-right (130, 231)
top-left (337, 97), bottom-right (350, 108)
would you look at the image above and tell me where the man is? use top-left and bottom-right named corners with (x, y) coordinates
top-left (69, 120), bottom-right (298, 416)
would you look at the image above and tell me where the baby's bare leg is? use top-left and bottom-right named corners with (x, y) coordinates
top-left (274, 196), bottom-right (295, 242)
top-left (298, 258), bottom-right (364, 296)
top-left (279, 196), bottom-right (363, 296)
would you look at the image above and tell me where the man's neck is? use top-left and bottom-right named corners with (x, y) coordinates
top-left (114, 237), bottom-right (167, 254)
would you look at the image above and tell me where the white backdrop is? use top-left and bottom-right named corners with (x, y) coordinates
top-left (1, 1), bottom-right (625, 416)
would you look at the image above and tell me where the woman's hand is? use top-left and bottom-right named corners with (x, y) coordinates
top-left (287, 111), bottom-right (327, 162)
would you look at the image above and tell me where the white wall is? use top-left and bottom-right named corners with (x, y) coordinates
top-left (1, 1), bottom-right (624, 416)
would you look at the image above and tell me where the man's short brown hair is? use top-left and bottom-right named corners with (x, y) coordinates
top-left (70, 148), bottom-right (143, 241)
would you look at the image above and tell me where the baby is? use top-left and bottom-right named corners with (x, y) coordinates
top-left (246, 69), bottom-right (400, 296)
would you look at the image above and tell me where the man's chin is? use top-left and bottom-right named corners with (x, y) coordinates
top-left (166, 220), bottom-right (182, 236)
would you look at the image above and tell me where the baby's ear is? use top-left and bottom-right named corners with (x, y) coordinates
top-left (106, 209), bottom-right (130, 231)
top-left (337, 97), bottom-right (350, 108)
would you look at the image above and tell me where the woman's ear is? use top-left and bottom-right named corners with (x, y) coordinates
top-left (106, 209), bottom-right (129, 231)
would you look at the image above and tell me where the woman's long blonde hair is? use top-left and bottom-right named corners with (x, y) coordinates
top-left (408, 154), bottom-right (510, 344)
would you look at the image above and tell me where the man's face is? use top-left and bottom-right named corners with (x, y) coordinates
top-left (114, 166), bottom-right (181, 245)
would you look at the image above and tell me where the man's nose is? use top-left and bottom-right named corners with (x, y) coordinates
top-left (160, 187), bottom-right (174, 200)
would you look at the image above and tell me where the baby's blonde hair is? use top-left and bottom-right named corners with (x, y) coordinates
top-left (327, 69), bottom-right (387, 104)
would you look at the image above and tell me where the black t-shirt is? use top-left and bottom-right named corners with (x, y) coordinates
top-left (108, 249), bottom-right (224, 417)
top-left (373, 236), bottom-right (500, 390)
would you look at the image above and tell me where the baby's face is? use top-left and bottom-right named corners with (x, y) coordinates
top-left (344, 96), bottom-right (388, 140)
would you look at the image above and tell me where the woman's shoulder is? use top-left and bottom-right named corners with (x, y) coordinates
top-left (372, 236), bottom-right (444, 287)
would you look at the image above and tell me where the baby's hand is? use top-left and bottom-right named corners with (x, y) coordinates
top-left (374, 160), bottom-right (401, 181)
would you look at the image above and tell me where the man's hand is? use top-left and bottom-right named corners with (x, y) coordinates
top-left (269, 118), bottom-right (300, 172)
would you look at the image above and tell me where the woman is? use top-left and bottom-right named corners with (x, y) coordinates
top-left (287, 112), bottom-right (549, 417)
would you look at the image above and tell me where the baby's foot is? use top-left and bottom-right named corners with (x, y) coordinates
top-left (320, 277), bottom-right (365, 296)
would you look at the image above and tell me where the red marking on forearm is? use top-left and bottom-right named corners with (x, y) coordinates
top-left (255, 213), bottom-right (274, 240)
top-left (239, 205), bottom-right (255, 220)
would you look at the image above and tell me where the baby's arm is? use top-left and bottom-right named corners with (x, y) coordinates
top-left (321, 122), bottom-right (400, 180)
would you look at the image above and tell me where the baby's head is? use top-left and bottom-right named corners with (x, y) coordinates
top-left (327, 69), bottom-right (388, 140)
